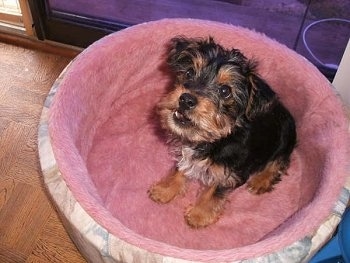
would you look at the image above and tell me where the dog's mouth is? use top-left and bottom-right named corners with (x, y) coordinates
top-left (173, 109), bottom-right (192, 126)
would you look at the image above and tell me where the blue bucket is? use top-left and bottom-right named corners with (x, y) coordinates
top-left (310, 208), bottom-right (350, 263)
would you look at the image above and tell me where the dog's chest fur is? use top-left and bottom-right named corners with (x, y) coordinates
top-left (177, 145), bottom-right (238, 187)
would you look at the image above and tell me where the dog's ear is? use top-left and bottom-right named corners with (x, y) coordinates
top-left (170, 37), bottom-right (191, 53)
top-left (167, 37), bottom-right (192, 68)
top-left (169, 36), bottom-right (214, 54)
top-left (245, 67), bottom-right (276, 119)
top-left (228, 49), bottom-right (249, 68)
top-left (245, 72), bottom-right (259, 118)
top-left (167, 36), bottom-right (215, 68)
top-left (227, 50), bottom-right (261, 118)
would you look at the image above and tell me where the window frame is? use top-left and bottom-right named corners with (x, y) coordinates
top-left (28, 0), bottom-right (128, 47)
top-left (0, 0), bottom-right (34, 36)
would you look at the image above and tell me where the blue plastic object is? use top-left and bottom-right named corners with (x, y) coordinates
top-left (310, 208), bottom-right (350, 263)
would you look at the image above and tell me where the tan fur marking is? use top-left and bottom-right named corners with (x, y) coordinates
top-left (247, 161), bottom-right (283, 194)
top-left (148, 170), bottom-right (187, 203)
top-left (217, 67), bottom-right (234, 84)
top-left (185, 185), bottom-right (226, 228)
top-left (245, 74), bottom-right (257, 117)
top-left (217, 65), bottom-right (245, 85)
top-left (193, 56), bottom-right (205, 73)
top-left (192, 97), bottom-right (232, 141)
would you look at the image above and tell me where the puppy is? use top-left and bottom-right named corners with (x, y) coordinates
top-left (148, 37), bottom-right (296, 228)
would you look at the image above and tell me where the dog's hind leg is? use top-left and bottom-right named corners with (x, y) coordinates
top-left (246, 160), bottom-right (285, 194)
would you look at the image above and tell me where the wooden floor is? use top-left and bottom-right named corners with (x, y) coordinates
top-left (0, 42), bottom-right (86, 262)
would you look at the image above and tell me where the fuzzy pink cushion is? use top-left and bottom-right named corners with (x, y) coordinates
top-left (49, 19), bottom-right (349, 260)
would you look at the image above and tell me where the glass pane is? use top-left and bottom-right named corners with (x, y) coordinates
top-left (47, 0), bottom-right (350, 77)
top-left (295, 1), bottom-right (350, 72)
top-left (48, 0), bottom-right (308, 48)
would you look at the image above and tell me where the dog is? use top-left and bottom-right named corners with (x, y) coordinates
top-left (148, 36), bottom-right (297, 228)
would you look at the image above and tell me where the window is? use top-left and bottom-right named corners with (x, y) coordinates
top-left (27, 0), bottom-right (350, 80)
top-left (0, 0), bottom-right (345, 81)
top-left (0, 0), bottom-right (33, 35)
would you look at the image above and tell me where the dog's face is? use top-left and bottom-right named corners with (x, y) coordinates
top-left (158, 37), bottom-right (255, 143)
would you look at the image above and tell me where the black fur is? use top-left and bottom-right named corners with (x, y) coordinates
top-left (196, 96), bottom-right (296, 184)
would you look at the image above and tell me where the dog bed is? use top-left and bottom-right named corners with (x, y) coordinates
top-left (38, 19), bottom-right (350, 262)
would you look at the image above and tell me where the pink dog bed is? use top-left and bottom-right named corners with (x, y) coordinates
top-left (39, 19), bottom-right (350, 262)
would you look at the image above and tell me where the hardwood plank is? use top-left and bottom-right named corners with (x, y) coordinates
top-left (29, 213), bottom-right (87, 263)
top-left (26, 255), bottom-right (51, 263)
top-left (0, 244), bottom-right (27, 263)
top-left (0, 116), bottom-right (11, 137)
top-left (0, 41), bottom-right (85, 262)
top-left (0, 43), bottom-right (71, 92)
top-left (3, 85), bottom-right (47, 107)
top-left (7, 124), bottom-right (43, 187)
top-left (0, 177), bottom-right (15, 211)
top-left (0, 122), bottom-right (27, 175)
top-left (7, 162), bottom-right (43, 188)
top-left (0, 183), bottom-right (52, 255)
top-left (0, 104), bottom-right (41, 126)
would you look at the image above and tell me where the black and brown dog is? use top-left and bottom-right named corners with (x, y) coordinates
top-left (148, 37), bottom-right (296, 228)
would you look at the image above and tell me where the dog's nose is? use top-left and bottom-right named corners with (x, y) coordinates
top-left (179, 93), bottom-right (198, 110)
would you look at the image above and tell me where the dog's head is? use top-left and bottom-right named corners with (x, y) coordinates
top-left (158, 36), bottom-right (267, 143)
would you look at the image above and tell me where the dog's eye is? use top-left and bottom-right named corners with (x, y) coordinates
top-left (218, 85), bottom-right (232, 99)
top-left (185, 68), bottom-right (195, 79)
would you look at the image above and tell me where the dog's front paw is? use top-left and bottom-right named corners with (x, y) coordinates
top-left (185, 204), bottom-right (221, 228)
top-left (148, 181), bottom-right (179, 204)
top-left (148, 171), bottom-right (187, 204)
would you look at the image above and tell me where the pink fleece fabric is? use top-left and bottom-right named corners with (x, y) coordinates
top-left (49, 19), bottom-right (350, 260)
